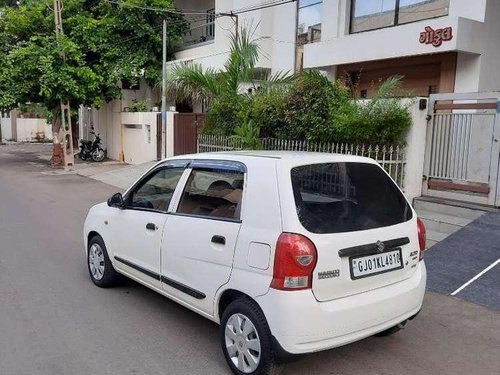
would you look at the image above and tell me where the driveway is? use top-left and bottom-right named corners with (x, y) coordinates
top-left (0, 143), bottom-right (499, 375)
top-left (426, 212), bottom-right (500, 310)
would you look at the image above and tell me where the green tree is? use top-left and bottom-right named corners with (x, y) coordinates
top-left (0, 0), bottom-right (186, 164)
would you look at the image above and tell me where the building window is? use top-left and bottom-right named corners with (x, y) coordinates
top-left (206, 8), bottom-right (215, 39)
top-left (297, 0), bottom-right (322, 45)
top-left (177, 169), bottom-right (245, 220)
top-left (350, 0), bottom-right (450, 34)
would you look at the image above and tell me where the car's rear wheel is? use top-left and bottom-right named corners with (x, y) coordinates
top-left (220, 298), bottom-right (277, 375)
top-left (374, 319), bottom-right (407, 337)
top-left (87, 235), bottom-right (120, 287)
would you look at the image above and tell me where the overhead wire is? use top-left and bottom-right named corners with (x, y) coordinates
top-left (106, 0), bottom-right (209, 15)
top-left (113, 16), bottom-right (209, 46)
top-left (103, 1), bottom-right (302, 62)
top-left (106, 0), bottom-right (297, 18)
top-left (230, 0), bottom-right (295, 14)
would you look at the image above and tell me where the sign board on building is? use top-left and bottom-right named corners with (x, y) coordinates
top-left (419, 26), bottom-right (453, 47)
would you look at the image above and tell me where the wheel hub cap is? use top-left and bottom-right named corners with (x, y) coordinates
top-left (224, 313), bottom-right (261, 373)
top-left (88, 243), bottom-right (105, 280)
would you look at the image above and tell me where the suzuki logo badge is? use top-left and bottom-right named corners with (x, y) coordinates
top-left (376, 240), bottom-right (385, 253)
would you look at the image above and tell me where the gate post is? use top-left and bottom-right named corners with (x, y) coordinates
top-left (491, 100), bottom-right (500, 207)
top-left (403, 98), bottom-right (429, 202)
top-left (166, 111), bottom-right (177, 158)
top-left (421, 94), bottom-right (438, 197)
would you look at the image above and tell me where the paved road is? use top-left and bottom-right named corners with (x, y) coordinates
top-left (1, 144), bottom-right (499, 375)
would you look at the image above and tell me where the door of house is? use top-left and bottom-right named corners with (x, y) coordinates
top-left (423, 93), bottom-right (500, 207)
top-left (173, 113), bottom-right (204, 156)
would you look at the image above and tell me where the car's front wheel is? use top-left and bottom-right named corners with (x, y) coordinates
top-left (220, 298), bottom-right (278, 375)
top-left (87, 235), bottom-right (120, 287)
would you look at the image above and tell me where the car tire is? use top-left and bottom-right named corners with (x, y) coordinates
top-left (374, 319), bottom-right (407, 337)
top-left (87, 235), bottom-right (120, 288)
top-left (220, 298), bottom-right (279, 375)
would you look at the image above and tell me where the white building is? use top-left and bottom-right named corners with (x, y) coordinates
top-left (173, 0), bottom-right (500, 221)
top-left (173, 0), bottom-right (500, 98)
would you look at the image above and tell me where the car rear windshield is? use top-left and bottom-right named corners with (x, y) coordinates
top-left (291, 163), bottom-right (412, 234)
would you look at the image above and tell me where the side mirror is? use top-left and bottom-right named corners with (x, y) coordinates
top-left (107, 193), bottom-right (124, 208)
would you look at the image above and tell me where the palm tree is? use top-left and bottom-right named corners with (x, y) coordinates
top-left (168, 26), bottom-right (292, 103)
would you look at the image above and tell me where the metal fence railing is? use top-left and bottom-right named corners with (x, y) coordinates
top-left (197, 134), bottom-right (406, 189)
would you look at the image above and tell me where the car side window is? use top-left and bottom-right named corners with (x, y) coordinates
top-left (129, 168), bottom-right (184, 212)
top-left (177, 168), bottom-right (244, 220)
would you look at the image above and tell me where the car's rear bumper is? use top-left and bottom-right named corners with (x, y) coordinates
top-left (256, 262), bottom-right (426, 354)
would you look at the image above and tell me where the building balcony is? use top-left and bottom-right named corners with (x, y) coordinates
top-left (174, 21), bottom-right (215, 51)
top-left (173, 0), bottom-right (215, 51)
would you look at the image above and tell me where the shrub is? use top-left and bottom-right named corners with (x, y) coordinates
top-left (248, 88), bottom-right (286, 138)
top-left (18, 103), bottom-right (52, 119)
top-left (204, 94), bottom-right (249, 136)
top-left (282, 71), bottom-right (336, 141)
top-left (129, 99), bottom-right (149, 112)
top-left (234, 116), bottom-right (262, 150)
top-left (203, 74), bottom-right (413, 145)
top-left (331, 77), bottom-right (413, 144)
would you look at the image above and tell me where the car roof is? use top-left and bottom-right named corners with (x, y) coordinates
top-left (164, 151), bottom-right (378, 166)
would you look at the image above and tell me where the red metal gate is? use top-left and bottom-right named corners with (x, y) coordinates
top-left (174, 113), bottom-right (204, 156)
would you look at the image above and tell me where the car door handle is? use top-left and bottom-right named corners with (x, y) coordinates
top-left (211, 235), bottom-right (226, 245)
top-left (146, 223), bottom-right (157, 231)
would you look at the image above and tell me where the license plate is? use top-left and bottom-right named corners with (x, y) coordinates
top-left (349, 249), bottom-right (403, 280)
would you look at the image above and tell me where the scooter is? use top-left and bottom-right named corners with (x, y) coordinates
top-left (78, 131), bottom-right (106, 162)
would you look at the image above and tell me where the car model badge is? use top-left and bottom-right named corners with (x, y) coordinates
top-left (318, 270), bottom-right (340, 279)
top-left (376, 240), bottom-right (385, 253)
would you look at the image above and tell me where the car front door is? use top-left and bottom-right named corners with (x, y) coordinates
top-left (108, 162), bottom-right (186, 288)
top-left (160, 160), bottom-right (245, 315)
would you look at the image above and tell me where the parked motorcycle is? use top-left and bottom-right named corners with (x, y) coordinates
top-left (78, 131), bottom-right (106, 162)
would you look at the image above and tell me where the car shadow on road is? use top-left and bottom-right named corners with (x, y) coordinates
top-left (81, 264), bottom-right (500, 375)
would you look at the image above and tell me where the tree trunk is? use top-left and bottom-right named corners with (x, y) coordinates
top-left (50, 106), bottom-right (64, 166)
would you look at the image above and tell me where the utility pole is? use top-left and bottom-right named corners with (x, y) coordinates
top-left (161, 18), bottom-right (167, 159)
top-left (53, 0), bottom-right (74, 167)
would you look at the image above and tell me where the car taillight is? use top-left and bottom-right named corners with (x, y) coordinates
top-left (270, 233), bottom-right (317, 291)
top-left (417, 217), bottom-right (426, 260)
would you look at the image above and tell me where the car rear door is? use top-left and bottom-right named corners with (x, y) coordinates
top-left (160, 160), bottom-right (245, 315)
top-left (280, 160), bottom-right (420, 302)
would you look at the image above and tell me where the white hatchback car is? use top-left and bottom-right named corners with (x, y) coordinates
top-left (84, 151), bottom-right (427, 375)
